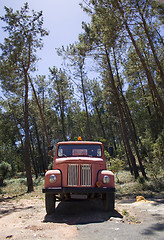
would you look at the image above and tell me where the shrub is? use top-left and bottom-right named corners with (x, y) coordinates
top-left (0, 161), bottom-right (12, 186)
top-left (105, 150), bottom-right (125, 182)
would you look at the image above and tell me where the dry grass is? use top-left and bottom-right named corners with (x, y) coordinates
top-left (115, 170), bottom-right (164, 199)
top-left (0, 176), bottom-right (44, 201)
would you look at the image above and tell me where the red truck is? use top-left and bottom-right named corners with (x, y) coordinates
top-left (42, 139), bottom-right (115, 214)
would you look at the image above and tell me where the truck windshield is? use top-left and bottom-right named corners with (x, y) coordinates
top-left (57, 144), bottom-right (102, 157)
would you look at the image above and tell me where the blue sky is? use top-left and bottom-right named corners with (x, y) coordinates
top-left (0, 0), bottom-right (90, 76)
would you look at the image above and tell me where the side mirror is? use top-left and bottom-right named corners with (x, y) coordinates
top-left (109, 146), bottom-right (113, 156)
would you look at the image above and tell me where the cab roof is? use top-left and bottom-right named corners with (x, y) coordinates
top-left (57, 141), bottom-right (103, 145)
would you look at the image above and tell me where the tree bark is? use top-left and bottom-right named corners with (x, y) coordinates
top-left (80, 67), bottom-right (92, 140)
top-left (95, 104), bottom-right (106, 139)
top-left (28, 75), bottom-right (50, 146)
top-left (155, 28), bottom-right (164, 47)
top-left (57, 85), bottom-right (67, 141)
top-left (109, 123), bottom-right (117, 151)
top-left (113, 47), bottom-right (147, 178)
top-left (24, 72), bottom-right (34, 192)
top-left (119, 121), bottom-right (133, 175)
top-left (116, 0), bottom-right (164, 119)
top-left (105, 47), bottom-right (139, 179)
top-left (29, 131), bottom-right (38, 179)
top-left (136, 2), bottom-right (164, 84)
top-left (33, 118), bottom-right (45, 172)
top-left (138, 74), bottom-right (152, 117)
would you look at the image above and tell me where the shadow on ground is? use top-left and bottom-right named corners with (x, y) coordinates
top-left (0, 192), bottom-right (33, 218)
top-left (0, 204), bottom-right (33, 218)
top-left (142, 222), bottom-right (164, 236)
top-left (43, 199), bottom-right (123, 225)
top-left (0, 192), bottom-right (27, 202)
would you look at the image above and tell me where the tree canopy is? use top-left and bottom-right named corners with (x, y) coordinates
top-left (0, 0), bottom-right (164, 190)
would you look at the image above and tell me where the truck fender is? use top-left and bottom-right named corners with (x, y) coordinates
top-left (44, 169), bottom-right (62, 188)
top-left (97, 170), bottom-right (115, 188)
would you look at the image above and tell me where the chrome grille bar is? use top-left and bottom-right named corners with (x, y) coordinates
top-left (68, 164), bottom-right (79, 186)
top-left (81, 164), bottom-right (91, 186)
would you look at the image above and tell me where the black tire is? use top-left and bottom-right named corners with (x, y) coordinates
top-left (103, 192), bottom-right (115, 211)
top-left (45, 193), bottom-right (56, 215)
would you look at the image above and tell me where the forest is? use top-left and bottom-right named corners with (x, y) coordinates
top-left (0, 0), bottom-right (164, 192)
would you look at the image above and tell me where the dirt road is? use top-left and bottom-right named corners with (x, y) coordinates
top-left (0, 193), bottom-right (164, 240)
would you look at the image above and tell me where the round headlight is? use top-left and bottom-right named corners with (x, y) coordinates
top-left (103, 175), bottom-right (110, 184)
top-left (49, 175), bottom-right (57, 183)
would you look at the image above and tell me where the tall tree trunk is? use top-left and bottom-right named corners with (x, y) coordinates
top-left (54, 113), bottom-right (60, 141)
top-left (95, 104), bottom-right (106, 139)
top-left (116, 0), bottom-right (164, 119)
top-left (109, 122), bottom-right (117, 150)
top-left (61, 95), bottom-right (67, 141)
top-left (61, 107), bottom-right (67, 141)
top-left (33, 118), bottom-right (45, 172)
top-left (28, 75), bottom-right (50, 146)
top-left (137, 74), bottom-right (160, 138)
top-left (42, 86), bottom-right (48, 168)
top-left (150, 89), bottom-right (163, 136)
top-left (29, 131), bottom-right (38, 179)
top-left (138, 74), bottom-right (152, 117)
top-left (57, 86), bottom-right (67, 141)
top-left (155, 28), bottom-right (164, 47)
top-left (119, 121), bottom-right (133, 175)
top-left (80, 69), bottom-right (92, 140)
top-left (105, 47), bottom-right (139, 179)
top-left (136, 2), bottom-right (164, 84)
top-left (8, 102), bottom-right (24, 150)
top-left (113, 48), bottom-right (147, 178)
top-left (24, 72), bottom-right (34, 192)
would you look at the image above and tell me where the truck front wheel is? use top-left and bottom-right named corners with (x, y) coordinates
top-left (45, 193), bottom-right (56, 215)
top-left (103, 192), bottom-right (115, 211)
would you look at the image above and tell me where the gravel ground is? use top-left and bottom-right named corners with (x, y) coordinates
top-left (0, 193), bottom-right (164, 240)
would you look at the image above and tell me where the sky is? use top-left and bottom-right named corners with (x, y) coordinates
top-left (0, 0), bottom-right (90, 77)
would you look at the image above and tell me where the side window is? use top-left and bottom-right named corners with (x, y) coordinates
top-left (97, 148), bottom-right (101, 157)
top-left (58, 148), bottom-right (63, 157)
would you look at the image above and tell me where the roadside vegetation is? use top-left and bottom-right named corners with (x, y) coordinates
top-left (1, 168), bottom-right (163, 203)
top-left (0, 175), bottom-right (44, 201)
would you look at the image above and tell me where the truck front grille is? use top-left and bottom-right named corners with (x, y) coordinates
top-left (81, 164), bottom-right (92, 186)
top-left (68, 164), bottom-right (91, 186)
top-left (68, 164), bottom-right (79, 186)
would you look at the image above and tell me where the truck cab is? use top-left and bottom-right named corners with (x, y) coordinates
top-left (42, 140), bottom-right (115, 215)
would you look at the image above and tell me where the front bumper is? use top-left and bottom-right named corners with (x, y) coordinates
top-left (42, 187), bottom-right (115, 194)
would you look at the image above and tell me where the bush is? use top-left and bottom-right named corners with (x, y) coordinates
top-left (0, 161), bottom-right (12, 186)
top-left (105, 150), bottom-right (125, 182)
top-left (144, 132), bottom-right (164, 186)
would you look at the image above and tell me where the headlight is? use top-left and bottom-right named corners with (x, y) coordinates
top-left (49, 175), bottom-right (57, 183)
top-left (103, 175), bottom-right (110, 184)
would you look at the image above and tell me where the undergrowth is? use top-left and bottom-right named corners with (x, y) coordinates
top-left (115, 170), bottom-right (164, 199)
top-left (0, 175), bottom-right (44, 201)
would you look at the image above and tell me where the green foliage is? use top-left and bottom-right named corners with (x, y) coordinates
top-left (109, 157), bottom-right (125, 173)
top-left (0, 3), bottom-right (49, 94)
top-left (0, 0), bottom-right (164, 185)
top-left (139, 129), bottom-right (164, 187)
top-left (0, 161), bottom-right (12, 186)
top-left (105, 150), bottom-right (125, 182)
top-left (122, 209), bottom-right (129, 216)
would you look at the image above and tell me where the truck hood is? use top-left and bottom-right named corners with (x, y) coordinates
top-left (56, 157), bottom-right (104, 165)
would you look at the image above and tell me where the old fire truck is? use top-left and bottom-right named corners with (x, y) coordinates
top-left (42, 138), bottom-right (115, 214)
